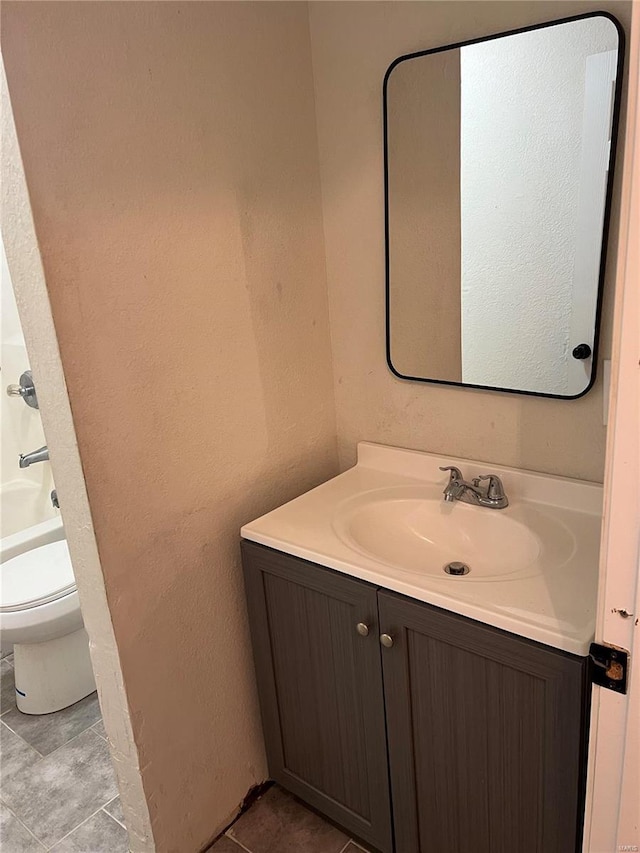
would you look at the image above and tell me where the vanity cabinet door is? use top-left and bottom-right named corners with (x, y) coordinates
top-left (241, 541), bottom-right (393, 853)
top-left (378, 590), bottom-right (590, 853)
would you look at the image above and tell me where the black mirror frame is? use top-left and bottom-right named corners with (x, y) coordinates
top-left (383, 11), bottom-right (625, 400)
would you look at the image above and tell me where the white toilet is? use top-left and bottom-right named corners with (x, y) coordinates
top-left (0, 539), bottom-right (96, 714)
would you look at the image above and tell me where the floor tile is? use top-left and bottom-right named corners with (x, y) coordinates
top-left (50, 809), bottom-right (129, 852)
top-left (0, 802), bottom-right (45, 851)
top-left (91, 719), bottom-right (107, 740)
top-left (103, 795), bottom-right (125, 826)
top-left (1, 728), bottom-right (119, 848)
top-left (209, 837), bottom-right (246, 853)
top-left (227, 786), bottom-right (349, 853)
top-left (1, 658), bottom-right (16, 716)
top-left (1, 691), bottom-right (101, 755)
top-left (0, 720), bottom-right (42, 778)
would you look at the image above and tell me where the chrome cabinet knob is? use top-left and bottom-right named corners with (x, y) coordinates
top-left (380, 633), bottom-right (394, 648)
top-left (356, 622), bottom-right (370, 637)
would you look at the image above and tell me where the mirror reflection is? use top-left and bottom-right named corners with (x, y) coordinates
top-left (385, 14), bottom-right (621, 398)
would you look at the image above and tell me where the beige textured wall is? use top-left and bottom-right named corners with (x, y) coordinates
top-left (309, 0), bottom-right (631, 482)
top-left (387, 50), bottom-right (462, 381)
top-left (1, 63), bottom-right (154, 849)
top-left (2, 3), bottom-right (337, 851)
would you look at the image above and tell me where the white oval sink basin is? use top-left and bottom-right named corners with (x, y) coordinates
top-left (333, 486), bottom-right (576, 580)
top-left (242, 442), bottom-right (603, 653)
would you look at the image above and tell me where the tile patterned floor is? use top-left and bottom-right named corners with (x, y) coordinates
top-left (208, 785), bottom-right (371, 853)
top-left (2, 657), bottom-right (368, 853)
top-left (0, 655), bottom-right (128, 851)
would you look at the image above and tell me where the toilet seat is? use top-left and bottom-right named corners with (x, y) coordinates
top-left (1, 540), bottom-right (76, 612)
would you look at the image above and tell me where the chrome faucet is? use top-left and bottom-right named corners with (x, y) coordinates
top-left (440, 465), bottom-right (508, 510)
top-left (19, 445), bottom-right (49, 469)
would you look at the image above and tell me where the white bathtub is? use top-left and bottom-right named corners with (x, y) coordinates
top-left (1, 478), bottom-right (58, 542)
top-left (1, 513), bottom-right (65, 564)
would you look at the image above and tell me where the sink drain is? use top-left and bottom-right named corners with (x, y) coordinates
top-left (444, 561), bottom-right (470, 576)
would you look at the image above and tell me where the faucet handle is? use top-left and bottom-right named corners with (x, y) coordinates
top-left (6, 371), bottom-right (39, 409)
top-left (439, 465), bottom-right (463, 483)
top-left (473, 474), bottom-right (505, 500)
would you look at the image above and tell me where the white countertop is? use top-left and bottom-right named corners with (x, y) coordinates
top-left (241, 443), bottom-right (603, 656)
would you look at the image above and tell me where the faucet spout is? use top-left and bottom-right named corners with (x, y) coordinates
top-left (443, 481), bottom-right (465, 502)
top-left (19, 445), bottom-right (49, 468)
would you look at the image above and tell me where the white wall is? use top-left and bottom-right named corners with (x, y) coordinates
top-left (1, 233), bottom-right (54, 536)
top-left (460, 17), bottom-right (618, 393)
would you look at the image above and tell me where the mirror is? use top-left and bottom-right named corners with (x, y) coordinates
top-left (384, 13), bottom-right (623, 398)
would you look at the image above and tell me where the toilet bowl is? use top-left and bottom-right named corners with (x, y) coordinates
top-left (1, 539), bottom-right (95, 714)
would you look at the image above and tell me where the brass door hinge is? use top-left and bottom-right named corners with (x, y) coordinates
top-left (589, 643), bottom-right (629, 693)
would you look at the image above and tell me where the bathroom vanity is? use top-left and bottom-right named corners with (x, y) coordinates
top-left (240, 443), bottom-right (602, 853)
top-left (239, 11), bottom-right (623, 851)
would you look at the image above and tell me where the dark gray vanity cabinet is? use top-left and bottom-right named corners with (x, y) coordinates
top-left (241, 541), bottom-right (590, 853)
top-left (378, 591), bottom-right (590, 853)
top-left (241, 541), bottom-right (394, 853)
